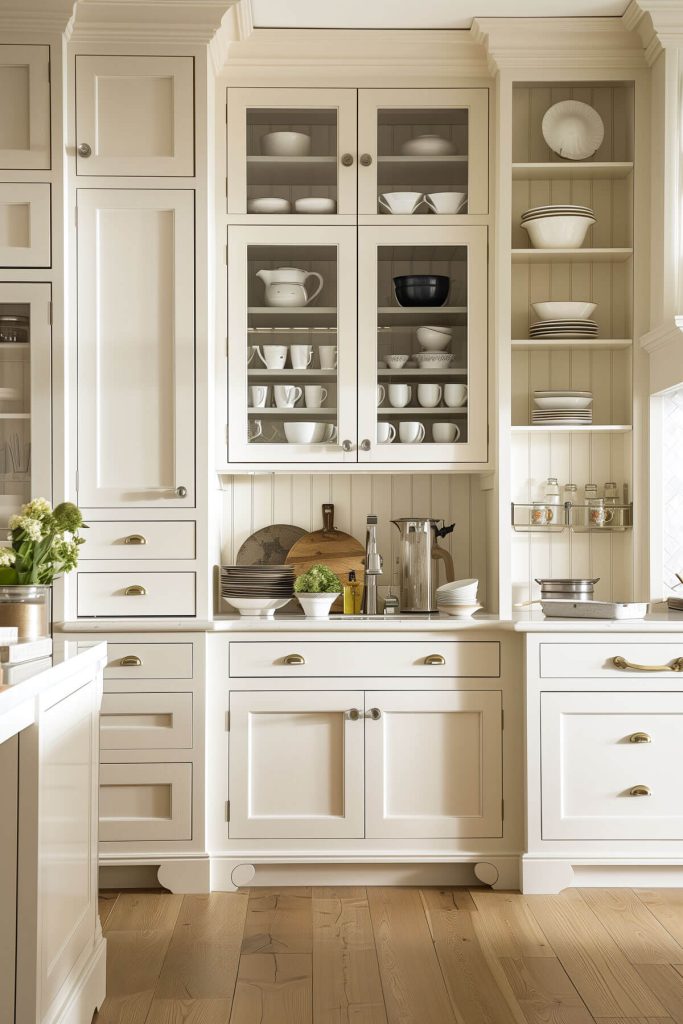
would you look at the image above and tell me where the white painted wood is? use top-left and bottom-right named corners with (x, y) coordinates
top-left (99, 761), bottom-right (192, 842)
top-left (81, 520), bottom-right (196, 560)
top-left (100, 691), bottom-right (193, 750)
top-left (540, 640), bottom-right (683, 677)
top-left (541, 690), bottom-right (683, 841)
top-left (228, 689), bottom-right (365, 839)
top-left (0, 183), bottom-right (50, 267)
top-left (0, 735), bottom-right (17, 1024)
top-left (365, 689), bottom-right (503, 838)
top-left (0, 45), bottom-right (50, 170)
top-left (75, 56), bottom-right (194, 176)
top-left (76, 571), bottom-right (196, 617)
top-left (104, 642), bottom-right (194, 680)
top-left (76, 189), bottom-right (195, 507)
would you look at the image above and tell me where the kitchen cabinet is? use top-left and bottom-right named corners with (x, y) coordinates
top-left (75, 56), bottom-right (194, 176)
top-left (0, 183), bottom-right (50, 267)
top-left (0, 45), bottom-right (50, 170)
top-left (99, 761), bottom-right (193, 841)
top-left (77, 189), bottom-right (195, 507)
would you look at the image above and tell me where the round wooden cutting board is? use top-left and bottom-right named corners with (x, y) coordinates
top-left (285, 503), bottom-right (365, 611)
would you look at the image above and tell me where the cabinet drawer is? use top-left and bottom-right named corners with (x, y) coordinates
top-left (540, 642), bottom-right (683, 678)
top-left (541, 691), bottom-right (683, 840)
top-left (100, 692), bottom-right (192, 750)
top-left (229, 640), bottom-right (500, 678)
top-left (99, 762), bottom-right (192, 842)
top-left (81, 521), bottom-right (196, 560)
top-left (104, 642), bottom-right (193, 680)
top-left (77, 572), bottom-right (196, 617)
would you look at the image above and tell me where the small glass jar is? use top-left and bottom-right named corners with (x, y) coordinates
top-left (563, 483), bottom-right (577, 505)
top-left (604, 481), bottom-right (619, 506)
top-left (584, 483), bottom-right (599, 504)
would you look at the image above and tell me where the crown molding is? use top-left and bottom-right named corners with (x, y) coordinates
top-left (642, 317), bottom-right (683, 395)
top-left (0, 0), bottom-right (75, 34)
top-left (641, 317), bottom-right (683, 353)
top-left (209, 0), bottom-right (251, 71)
top-left (69, 0), bottom-right (235, 43)
top-left (624, 1), bottom-right (683, 65)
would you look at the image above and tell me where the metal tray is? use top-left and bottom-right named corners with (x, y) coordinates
top-left (541, 599), bottom-right (648, 620)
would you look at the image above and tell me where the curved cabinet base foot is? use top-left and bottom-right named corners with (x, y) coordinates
top-left (474, 858), bottom-right (520, 890)
top-left (157, 857), bottom-right (211, 894)
top-left (521, 858), bottom-right (575, 894)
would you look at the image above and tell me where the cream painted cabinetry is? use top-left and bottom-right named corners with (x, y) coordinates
top-left (0, 183), bottom-right (50, 267)
top-left (0, 45), bottom-right (50, 170)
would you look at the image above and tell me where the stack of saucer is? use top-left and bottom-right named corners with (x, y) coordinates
top-left (436, 578), bottom-right (481, 618)
top-left (220, 564), bottom-right (295, 617)
top-left (532, 390), bottom-right (593, 425)
top-left (529, 319), bottom-right (598, 340)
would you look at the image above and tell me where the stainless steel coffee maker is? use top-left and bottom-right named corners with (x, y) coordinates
top-left (391, 518), bottom-right (455, 612)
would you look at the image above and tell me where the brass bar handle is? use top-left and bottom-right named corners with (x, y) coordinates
top-left (346, 708), bottom-right (361, 721)
top-left (124, 534), bottom-right (147, 545)
top-left (425, 654), bottom-right (446, 666)
top-left (366, 707), bottom-right (382, 720)
top-left (283, 653), bottom-right (305, 666)
top-left (124, 585), bottom-right (147, 596)
top-left (120, 655), bottom-right (142, 667)
top-left (629, 785), bottom-right (651, 797)
top-left (613, 655), bottom-right (683, 672)
top-left (629, 732), bottom-right (652, 744)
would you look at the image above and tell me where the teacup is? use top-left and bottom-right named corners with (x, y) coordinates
top-left (290, 344), bottom-right (313, 369)
top-left (304, 385), bottom-right (328, 409)
top-left (432, 422), bottom-right (461, 443)
top-left (249, 385), bottom-right (270, 408)
top-left (255, 344), bottom-right (287, 369)
top-left (378, 191), bottom-right (424, 215)
top-left (312, 423), bottom-right (338, 443)
top-left (424, 191), bottom-right (468, 215)
top-left (444, 383), bottom-right (468, 408)
top-left (388, 383), bottom-right (412, 408)
top-left (319, 346), bottom-right (337, 370)
top-left (248, 419), bottom-right (276, 442)
top-left (377, 422), bottom-right (396, 444)
top-left (273, 384), bottom-right (302, 408)
top-left (284, 421), bottom-right (318, 444)
top-left (417, 383), bottom-right (443, 408)
top-left (385, 354), bottom-right (409, 369)
top-left (377, 384), bottom-right (386, 406)
top-left (399, 421), bottom-right (425, 443)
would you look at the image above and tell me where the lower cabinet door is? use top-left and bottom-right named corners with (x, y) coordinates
top-left (365, 690), bottom-right (503, 839)
top-left (99, 762), bottom-right (192, 842)
top-left (229, 690), bottom-right (365, 839)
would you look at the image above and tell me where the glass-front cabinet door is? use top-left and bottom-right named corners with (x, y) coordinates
top-left (357, 226), bottom-right (488, 464)
top-left (226, 88), bottom-right (357, 218)
top-left (357, 89), bottom-right (489, 218)
top-left (227, 225), bottom-right (357, 464)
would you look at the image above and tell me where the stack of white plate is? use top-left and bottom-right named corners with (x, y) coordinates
top-left (532, 390), bottom-right (593, 425)
top-left (220, 565), bottom-right (295, 617)
top-left (521, 205), bottom-right (595, 250)
top-left (521, 204), bottom-right (594, 223)
top-left (436, 578), bottom-right (481, 618)
top-left (529, 319), bottom-right (598, 339)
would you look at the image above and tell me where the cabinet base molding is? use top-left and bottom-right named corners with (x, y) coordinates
top-left (99, 856), bottom-right (211, 894)
top-left (521, 856), bottom-right (683, 894)
top-left (43, 934), bottom-right (106, 1024)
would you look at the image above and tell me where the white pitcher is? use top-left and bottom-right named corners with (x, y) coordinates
top-left (256, 267), bottom-right (323, 307)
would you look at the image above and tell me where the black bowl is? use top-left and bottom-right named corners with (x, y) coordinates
top-left (393, 274), bottom-right (450, 307)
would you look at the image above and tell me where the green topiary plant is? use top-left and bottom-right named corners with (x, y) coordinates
top-left (294, 563), bottom-right (342, 594)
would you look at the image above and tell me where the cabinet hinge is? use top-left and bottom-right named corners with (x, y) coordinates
top-left (225, 103), bottom-right (228, 124)
top-left (225, 710), bottom-right (230, 731)
top-left (501, 708), bottom-right (504, 730)
top-left (75, 469), bottom-right (79, 496)
top-left (501, 798), bottom-right (504, 821)
top-left (75, 205), bottom-right (78, 227)
top-left (225, 800), bottom-right (230, 821)
top-left (47, 60), bottom-right (51, 84)
top-left (48, 301), bottom-right (52, 326)
top-left (225, 177), bottom-right (229, 198)
top-left (225, 243), bottom-right (229, 265)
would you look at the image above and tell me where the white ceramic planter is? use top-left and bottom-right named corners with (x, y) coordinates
top-left (296, 592), bottom-right (340, 618)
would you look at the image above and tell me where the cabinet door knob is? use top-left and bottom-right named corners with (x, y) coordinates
top-left (120, 655), bottom-right (142, 667)
top-left (366, 707), bottom-right (381, 720)
top-left (283, 653), bottom-right (305, 666)
top-left (425, 654), bottom-right (446, 666)
top-left (360, 153), bottom-right (373, 166)
top-left (360, 439), bottom-right (371, 451)
top-left (124, 534), bottom-right (147, 545)
top-left (629, 784), bottom-right (651, 797)
top-left (346, 708), bottom-right (361, 721)
top-left (341, 439), bottom-right (353, 452)
top-left (341, 152), bottom-right (354, 166)
top-left (78, 142), bottom-right (92, 158)
top-left (613, 655), bottom-right (683, 672)
top-left (629, 732), bottom-right (652, 743)
top-left (124, 585), bottom-right (147, 596)
top-left (175, 485), bottom-right (188, 498)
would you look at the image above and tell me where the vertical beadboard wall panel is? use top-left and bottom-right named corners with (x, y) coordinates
top-left (512, 85), bottom-right (633, 164)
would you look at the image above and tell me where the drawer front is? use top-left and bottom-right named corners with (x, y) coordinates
top-left (100, 692), bottom-right (192, 750)
top-left (104, 642), bottom-right (193, 680)
top-left (229, 640), bottom-right (500, 678)
top-left (540, 641), bottom-right (683, 678)
top-left (541, 691), bottom-right (683, 840)
top-left (81, 521), bottom-right (196, 560)
top-left (99, 762), bottom-right (192, 842)
top-left (77, 572), bottom-right (196, 617)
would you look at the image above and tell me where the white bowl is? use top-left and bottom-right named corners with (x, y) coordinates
top-left (414, 351), bottom-right (453, 367)
top-left (522, 215), bottom-right (595, 250)
top-left (401, 134), bottom-right (455, 156)
top-left (247, 197), bottom-right (291, 214)
top-left (438, 604), bottom-right (482, 618)
top-left (261, 131), bottom-right (311, 156)
top-left (385, 354), bottom-right (409, 368)
top-left (532, 301), bottom-right (597, 321)
top-left (424, 191), bottom-right (467, 215)
top-left (222, 596), bottom-right (290, 617)
top-left (284, 421), bottom-right (318, 444)
top-left (294, 197), bottom-right (337, 214)
top-left (534, 396), bottom-right (593, 410)
top-left (417, 327), bottom-right (452, 351)
top-left (437, 577), bottom-right (478, 593)
top-left (378, 191), bottom-right (424, 215)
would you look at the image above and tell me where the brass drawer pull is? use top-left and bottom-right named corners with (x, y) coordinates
top-left (629, 732), bottom-right (652, 744)
top-left (119, 655), bottom-right (142, 667)
top-left (124, 585), bottom-right (147, 596)
top-left (425, 654), bottom-right (446, 666)
top-left (629, 785), bottom-right (651, 797)
top-left (613, 655), bottom-right (683, 673)
top-left (283, 653), bottom-right (305, 666)
top-left (346, 708), bottom-right (361, 721)
top-left (124, 534), bottom-right (147, 545)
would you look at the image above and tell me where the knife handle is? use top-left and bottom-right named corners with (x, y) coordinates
top-left (322, 503), bottom-right (335, 533)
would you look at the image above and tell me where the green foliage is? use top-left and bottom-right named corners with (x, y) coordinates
top-left (0, 498), bottom-right (87, 585)
top-left (294, 563), bottom-right (342, 594)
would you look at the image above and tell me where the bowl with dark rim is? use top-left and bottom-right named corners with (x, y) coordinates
top-left (393, 275), bottom-right (450, 307)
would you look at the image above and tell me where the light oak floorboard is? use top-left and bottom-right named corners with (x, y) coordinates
top-left (368, 887), bottom-right (455, 1024)
top-left (579, 890), bottom-right (683, 965)
top-left (500, 956), bottom-right (595, 1024)
top-left (145, 999), bottom-right (232, 1024)
top-left (420, 886), bottom-right (478, 912)
top-left (312, 887), bottom-right (387, 1024)
top-left (105, 892), bottom-right (183, 933)
top-left (525, 890), bottom-right (667, 1018)
top-left (95, 928), bottom-right (177, 1024)
top-left (593, 1018), bottom-right (676, 1023)
top-left (99, 892), bottom-right (119, 928)
top-left (636, 966), bottom-right (683, 1024)
top-left (241, 888), bottom-right (312, 955)
top-left (229, 953), bottom-right (312, 1024)
top-left (471, 891), bottom-right (555, 958)
top-left (636, 891), bottom-right (683, 949)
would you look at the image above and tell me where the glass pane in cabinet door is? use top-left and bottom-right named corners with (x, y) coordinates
top-left (376, 245), bottom-right (469, 447)
top-left (246, 244), bottom-right (339, 447)
top-left (0, 301), bottom-right (31, 516)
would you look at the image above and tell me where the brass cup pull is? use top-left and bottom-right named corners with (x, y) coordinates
top-left (360, 153), bottom-right (373, 166)
top-left (341, 152), bottom-right (354, 166)
top-left (613, 655), bottom-right (683, 672)
top-left (425, 654), bottom-right (446, 666)
top-left (283, 653), bottom-right (305, 666)
top-left (120, 655), bottom-right (142, 667)
top-left (629, 732), bottom-right (652, 744)
top-left (629, 785), bottom-right (651, 797)
top-left (124, 534), bottom-right (147, 545)
top-left (366, 707), bottom-right (381, 720)
top-left (124, 585), bottom-right (147, 596)
top-left (347, 708), bottom-right (361, 721)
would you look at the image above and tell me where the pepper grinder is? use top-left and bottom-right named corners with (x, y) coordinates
top-left (362, 514), bottom-right (383, 615)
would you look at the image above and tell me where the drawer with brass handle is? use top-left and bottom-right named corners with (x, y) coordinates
top-left (104, 643), bottom-right (193, 680)
top-left (540, 642), bottom-right (683, 678)
top-left (80, 521), bottom-right (196, 560)
top-left (77, 572), bottom-right (196, 617)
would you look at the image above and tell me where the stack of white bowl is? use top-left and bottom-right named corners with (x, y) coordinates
top-left (521, 205), bottom-right (595, 250)
top-left (530, 301), bottom-right (598, 339)
top-left (220, 564), bottom-right (294, 617)
top-left (436, 578), bottom-right (481, 618)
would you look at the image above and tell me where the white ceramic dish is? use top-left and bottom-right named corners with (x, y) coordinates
top-left (378, 191), bottom-right (424, 215)
top-left (417, 326), bottom-right (452, 351)
top-left (438, 604), bottom-right (482, 618)
top-left (534, 396), bottom-right (593, 410)
top-left (294, 197), bottom-right (337, 214)
top-left (522, 215), bottom-right (595, 250)
top-left (0, 387), bottom-right (19, 401)
top-left (401, 135), bottom-right (455, 156)
top-left (437, 578), bottom-right (478, 593)
top-left (385, 354), bottom-right (409, 368)
top-left (534, 389), bottom-right (592, 396)
top-left (414, 351), bottom-right (453, 367)
top-left (532, 301), bottom-right (597, 321)
top-left (521, 206), bottom-right (593, 220)
top-left (261, 131), bottom-right (311, 156)
top-left (247, 197), bottom-right (291, 214)
top-left (222, 596), bottom-right (291, 617)
top-left (542, 100), bottom-right (605, 160)
top-left (424, 191), bottom-right (467, 215)
top-left (541, 599), bottom-right (647, 620)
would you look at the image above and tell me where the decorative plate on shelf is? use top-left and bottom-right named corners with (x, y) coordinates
top-left (541, 100), bottom-right (605, 160)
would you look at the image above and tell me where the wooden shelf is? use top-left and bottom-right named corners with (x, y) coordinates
top-left (0, 413), bottom-right (30, 420)
top-left (378, 306), bottom-right (467, 326)
top-left (0, 343), bottom-right (29, 351)
top-left (511, 424), bottom-right (632, 433)
top-left (378, 368), bottom-right (468, 377)
top-left (512, 248), bottom-right (633, 264)
top-left (249, 307), bottom-right (336, 315)
top-left (247, 156), bottom-right (337, 185)
top-left (377, 155), bottom-right (468, 187)
top-left (512, 338), bottom-right (632, 351)
top-left (512, 161), bottom-right (633, 180)
top-left (248, 369), bottom-right (337, 381)
top-left (248, 407), bottom-right (336, 416)
top-left (378, 407), bottom-right (467, 417)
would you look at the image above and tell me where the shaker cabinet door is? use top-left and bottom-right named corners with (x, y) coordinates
top-left (0, 45), bottom-right (50, 169)
top-left (77, 190), bottom-right (195, 507)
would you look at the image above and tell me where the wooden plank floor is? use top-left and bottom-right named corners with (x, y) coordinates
top-left (94, 886), bottom-right (683, 1024)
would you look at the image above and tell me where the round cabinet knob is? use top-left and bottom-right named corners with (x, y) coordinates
top-left (366, 707), bottom-right (382, 720)
top-left (629, 732), bottom-right (652, 744)
top-left (78, 142), bottom-right (92, 158)
top-left (175, 485), bottom-right (188, 498)
top-left (360, 439), bottom-right (371, 451)
top-left (347, 708), bottom-right (361, 721)
top-left (629, 785), bottom-right (651, 797)
top-left (341, 439), bottom-right (353, 452)
top-left (341, 153), bottom-right (354, 166)
top-left (360, 153), bottom-right (373, 166)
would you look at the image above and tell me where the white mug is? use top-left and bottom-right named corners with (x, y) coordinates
top-left (249, 385), bottom-right (269, 408)
top-left (444, 383), bottom-right (468, 408)
top-left (255, 344), bottom-right (287, 369)
top-left (273, 384), bottom-right (303, 408)
top-left (432, 422), bottom-right (461, 443)
top-left (319, 346), bottom-right (337, 370)
top-left (377, 422), bottom-right (396, 444)
top-left (304, 385), bottom-right (328, 408)
top-left (417, 383), bottom-right (443, 408)
top-left (247, 419), bottom-right (275, 442)
top-left (388, 383), bottom-right (412, 408)
top-left (399, 421), bottom-right (425, 443)
top-left (377, 384), bottom-right (386, 406)
top-left (313, 423), bottom-right (337, 443)
top-left (290, 344), bottom-right (313, 369)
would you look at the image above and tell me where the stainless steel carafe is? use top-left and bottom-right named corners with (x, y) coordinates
top-left (391, 517), bottom-right (440, 612)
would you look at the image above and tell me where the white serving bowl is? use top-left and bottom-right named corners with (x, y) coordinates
top-left (294, 197), bottom-right (337, 214)
top-left (522, 215), bottom-right (595, 250)
top-left (417, 326), bottom-right (452, 351)
top-left (247, 197), bottom-right (291, 214)
top-left (261, 131), bottom-right (311, 156)
top-left (378, 191), bottom-right (424, 215)
top-left (385, 354), bottom-right (409, 369)
top-left (414, 351), bottom-right (453, 367)
top-left (532, 301), bottom-right (597, 321)
top-left (424, 191), bottom-right (467, 215)
top-left (401, 134), bottom-right (455, 156)
top-left (534, 396), bottom-right (593, 410)
top-left (222, 595), bottom-right (290, 617)
top-left (284, 421), bottom-right (318, 444)
top-left (437, 577), bottom-right (478, 594)
top-left (438, 603), bottom-right (482, 618)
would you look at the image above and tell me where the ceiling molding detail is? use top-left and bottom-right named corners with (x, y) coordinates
top-left (209, 0), bottom-right (253, 70)
top-left (69, 0), bottom-right (237, 43)
top-left (625, 1), bottom-right (683, 64)
top-left (0, 0), bottom-right (75, 34)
